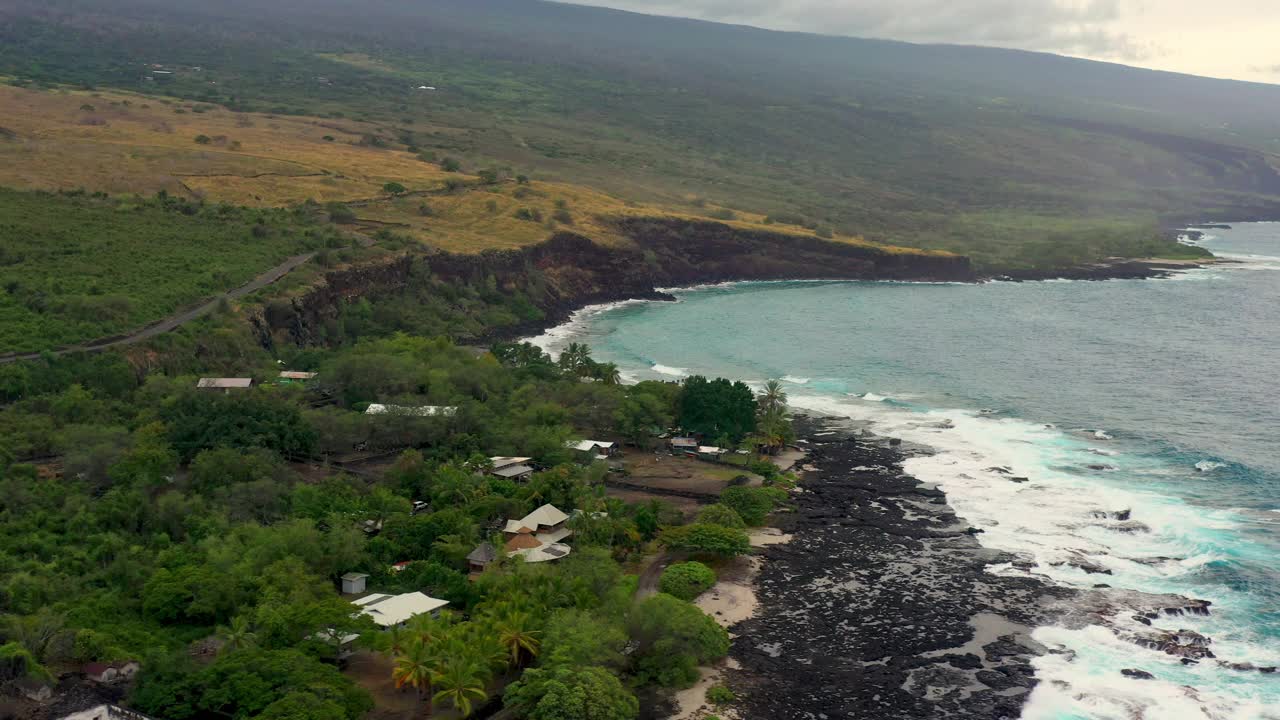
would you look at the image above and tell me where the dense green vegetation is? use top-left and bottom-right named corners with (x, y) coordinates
top-left (1, 0), bottom-right (1274, 268)
top-left (0, 290), bottom-right (797, 716)
top-left (0, 189), bottom-right (369, 353)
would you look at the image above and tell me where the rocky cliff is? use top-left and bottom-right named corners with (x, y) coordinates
top-left (250, 218), bottom-right (974, 348)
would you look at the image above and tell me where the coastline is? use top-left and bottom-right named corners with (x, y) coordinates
top-left (719, 414), bottom-right (1069, 719)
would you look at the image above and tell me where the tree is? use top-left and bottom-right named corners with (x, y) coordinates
top-left (440, 157), bottom-right (462, 172)
top-left (496, 611), bottom-right (542, 667)
top-left (556, 343), bottom-right (593, 376)
top-left (432, 658), bottom-right (489, 717)
top-left (194, 134), bottom-right (211, 144)
top-left (660, 523), bottom-right (750, 557)
top-left (614, 392), bottom-right (671, 447)
top-left (257, 692), bottom-right (348, 720)
top-left (504, 666), bottom-right (638, 720)
top-left (393, 637), bottom-right (441, 716)
top-left (217, 615), bottom-right (257, 654)
top-left (627, 594), bottom-right (729, 687)
top-left (679, 376), bottom-right (756, 441)
top-left (758, 379), bottom-right (787, 416)
top-left (659, 562), bottom-right (716, 601)
top-left (384, 181), bottom-right (407, 195)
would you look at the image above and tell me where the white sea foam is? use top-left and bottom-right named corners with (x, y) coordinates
top-left (526, 298), bottom-right (651, 357)
top-left (781, 375), bottom-right (809, 384)
top-left (1195, 460), bottom-right (1227, 473)
top-left (860, 392), bottom-right (887, 402)
top-left (650, 363), bottom-right (689, 378)
top-left (783, 390), bottom-right (1280, 718)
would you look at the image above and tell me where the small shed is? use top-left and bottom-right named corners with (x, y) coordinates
top-left (467, 542), bottom-right (497, 574)
top-left (340, 572), bottom-right (369, 595)
top-left (697, 446), bottom-right (726, 461)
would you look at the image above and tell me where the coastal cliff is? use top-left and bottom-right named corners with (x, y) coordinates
top-left (250, 218), bottom-right (974, 348)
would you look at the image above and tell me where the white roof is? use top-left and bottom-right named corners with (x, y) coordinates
top-left (522, 503), bottom-right (569, 529)
top-left (504, 519), bottom-right (535, 534)
top-left (279, 371), bottom-right (317, 379)
top-left (490, 456), bottom-right (533, 469)
top-left (671, 437), bottom-right (698, 445)
top-left (365, 403), bottom-right (457, 417)
top-left (509, 542), bottom-right (572, 563)
top-left (352, 592), bottom-right (448, 627)
top-left (698, 446), bottom-right (725, 454)
top-left (567, 440), bottom-right (615, 452)
top-left (493, 464), bottom-right (534, 478)
top-left (197, 377), bottom-right (252, 388)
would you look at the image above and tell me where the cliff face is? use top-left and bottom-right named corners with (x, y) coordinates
top-left (251, 219), bottom-right (973, 348)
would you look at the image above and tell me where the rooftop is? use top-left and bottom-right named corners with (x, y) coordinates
top-left (492, 463), bottom-right (534, 478)
top-left (490, 456), bottom-right (533, 469)
top-left (352, 591), bottom-right (448, 627)
top-left (197, 377), bottom-right (252, 388)
top-left (567, 439), bottom-right (615, 452)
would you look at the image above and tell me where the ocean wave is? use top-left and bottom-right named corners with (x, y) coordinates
top-left (525, 297), bottom-right (653, 356)
top-left (650, 363), bottom-right (688, 377)
top-left (1196, 460), bottom-right (1227, 473)
top-left (781, 375), bottom-right (809, 384)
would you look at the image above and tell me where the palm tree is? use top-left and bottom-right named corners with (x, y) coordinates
top-left (432, 657), bottom-right (489, 718)
top-left (759, 379), bottom-right (787, 416)
top-left (392, 637), bottom-right (440, 716)
top-left (217, 615), bottom-right (257, 654)
top-left (557, 342), bottom-right (593, 376)
top-left (591, 361), bottom-right (622, 385)
top-left (495, 611), bottom-right (542, 667)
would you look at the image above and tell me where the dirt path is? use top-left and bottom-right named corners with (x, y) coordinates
top-left (0, 251), bottom-right (315, 364)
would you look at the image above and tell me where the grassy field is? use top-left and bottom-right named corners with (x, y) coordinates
top-left (0, 84), bottom-right (913, 256)
top-left (0, 189), bottom-right (329, 353)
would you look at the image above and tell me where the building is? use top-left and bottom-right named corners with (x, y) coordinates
top-left (489, 456), bottom-right (534, 482)
top-left (277, 370), bottom-right (317, 383)
top-left (364, 403), bottom-right (457, 417)
top-left (697, 445), bottom-right (727, 461)
top-left (467, 542), bottom-right (497, 575)
top-left (566, 439), bottom-right (618, 461)
top-left (340, 572), bottom-right (368, 595)
top-left (501, 504), bottom-right (573, 563)
top-left (669, 437), bottom-right (699, 454)
top-left (196, 377), bottom-right (252, 391)
top-left (83, 660), bottom-right (140, 684)
top-left (352, 591), bottom-right (448, 628)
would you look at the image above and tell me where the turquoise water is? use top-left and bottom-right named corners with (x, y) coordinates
top-left (533, 224), bottom-right (1280, 719)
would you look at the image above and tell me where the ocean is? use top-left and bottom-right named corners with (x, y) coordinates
top-left (532, 224), bottom-right (1280, 719)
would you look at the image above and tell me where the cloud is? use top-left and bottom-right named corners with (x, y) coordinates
top-left (571, 0), bottom-right (1157, 60)
top-left (1250, 64), bottom-right (1280, 75)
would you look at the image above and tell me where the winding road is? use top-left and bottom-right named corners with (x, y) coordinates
top-left (0, 252), bottom-right (315, 364)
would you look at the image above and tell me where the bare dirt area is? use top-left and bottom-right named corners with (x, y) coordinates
top-left (344, 651), bottom-right (423, 720)
top-left (619, 449), bottom-right (757, 494)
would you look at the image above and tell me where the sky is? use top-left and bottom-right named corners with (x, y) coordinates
top-left (567, 0), bottom-right (1280, 84)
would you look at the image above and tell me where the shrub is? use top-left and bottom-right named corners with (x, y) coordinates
top-left (815, 225), bottom-right (834, 239)
top-left (659, 562), bottom-right (716, 601)
top-left (514, 207), bottom-right (543, 222)
top-left (418, 202), bottom-right (434, 217)
top-left (440, 157), bottom-right (462, 172)
top-left (707, 685), bottom-right (736, 706)
top-left (382, 182), bottom-right (406, 195)
top-left (321, 135), bottom-right (334, 141)
top-left (719, 486), bottom-right (783, 526)
top-left (552, 208), bottom-right (573, 225)
top-left (325, 202), bottom-right (356, 224)
top-left (193, 134), bottom-right (211, 144)
top-left (516, 174), bottom-right (529, 184)
top-left (696, 503), bottom-right (745, 529)
top-left (708, 208), bottom-right (736, 220)
top-left (661, 523), bottom-right (749, 557)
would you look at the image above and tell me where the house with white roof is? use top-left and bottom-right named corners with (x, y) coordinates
top-left (352, 591), bottom-right (448, 627)
top-left (197, 377), bottom-right (252, 391)
top-left (489, 456), bottom-right (534, 481)
top-left (501, 503), bottom-right (573, 562)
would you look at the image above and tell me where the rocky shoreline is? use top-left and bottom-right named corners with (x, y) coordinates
top-left (725, 415), bottom-right (1072, 719)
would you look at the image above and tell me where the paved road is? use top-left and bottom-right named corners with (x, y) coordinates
top-left (0, 252), bottom-right (315, 364)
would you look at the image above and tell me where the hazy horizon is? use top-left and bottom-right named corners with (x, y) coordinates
top-left (566, 0), bottom-right (1280, 84)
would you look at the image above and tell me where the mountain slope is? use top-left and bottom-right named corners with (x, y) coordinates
top-left (0, 0), bottom-right (1277, 268)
